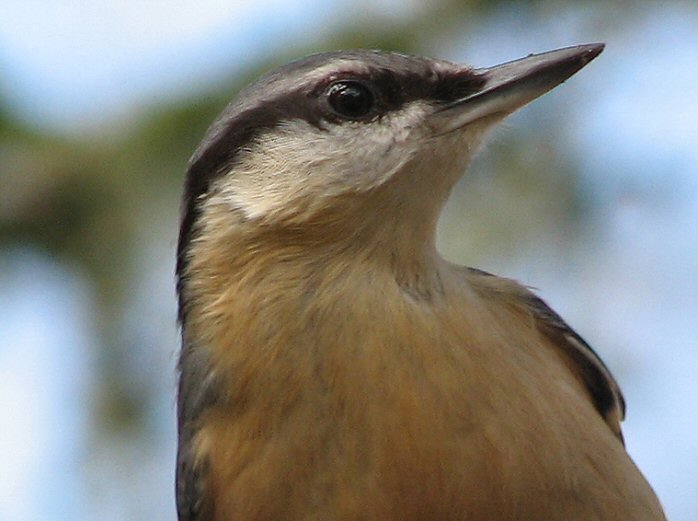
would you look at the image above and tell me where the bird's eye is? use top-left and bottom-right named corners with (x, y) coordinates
top-left (326, 81), bottom-right (375, 119)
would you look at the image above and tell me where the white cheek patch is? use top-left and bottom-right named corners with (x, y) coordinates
top-left (306, 102), bottom-right (432, 189)
top-left (209, 102), bottom-right (435, 221)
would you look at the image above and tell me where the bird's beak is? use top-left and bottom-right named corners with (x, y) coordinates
top-left (430, 43), bottom-right (604, 134)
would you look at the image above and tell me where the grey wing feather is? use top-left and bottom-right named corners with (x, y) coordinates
top-left (523, 291), bottom-right (626, 441)
top-left (468, 267), bottom-right (626, 442)
top-left (176, 338), bottom-right (221, 521)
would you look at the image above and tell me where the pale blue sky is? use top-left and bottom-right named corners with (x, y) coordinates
top-left (0, 0), bottom-right (336, 128)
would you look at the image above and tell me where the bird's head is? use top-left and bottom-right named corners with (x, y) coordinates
top-left (177, 45), bottom-right (603, 315)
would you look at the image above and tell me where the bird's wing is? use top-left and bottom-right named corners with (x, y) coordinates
top-left (466, 268), bottom-right (626, 442)
top-left (176, 340), bottom-right (220, 521)
top-left (522, 289), bottom-right (626, 441)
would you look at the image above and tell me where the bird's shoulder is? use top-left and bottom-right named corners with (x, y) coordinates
top-left (457, 266), bottom-right (626, 442)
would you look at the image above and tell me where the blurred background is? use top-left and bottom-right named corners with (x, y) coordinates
top-left (1, 1), bottom-right (696, 520)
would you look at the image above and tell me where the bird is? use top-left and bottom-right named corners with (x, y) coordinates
top-left (175, 44), bottom-right (667, 521)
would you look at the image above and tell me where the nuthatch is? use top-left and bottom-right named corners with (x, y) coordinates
top-left (175, 44), bottom-right (666, 521)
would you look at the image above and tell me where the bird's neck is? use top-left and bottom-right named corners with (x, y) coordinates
top-left (180, 187), bottom-right (448, 354)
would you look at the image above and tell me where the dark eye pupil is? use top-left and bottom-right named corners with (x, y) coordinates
top-left (327, 81), bottom-right (374, 118)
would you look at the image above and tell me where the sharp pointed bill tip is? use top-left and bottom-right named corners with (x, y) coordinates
top-left (431, 43), bottom-right (605, 133)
